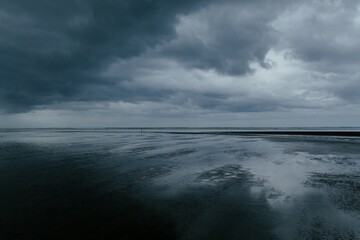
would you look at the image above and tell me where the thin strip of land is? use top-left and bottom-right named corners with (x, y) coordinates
top-left (166, 131), bottom-right (360, 137)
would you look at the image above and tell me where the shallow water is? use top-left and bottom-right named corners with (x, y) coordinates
top-left (1, 129), bottom-right (360, 239)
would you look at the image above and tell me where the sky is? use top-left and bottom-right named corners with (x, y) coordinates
top-left (1, 0), bottom-right (360, 127)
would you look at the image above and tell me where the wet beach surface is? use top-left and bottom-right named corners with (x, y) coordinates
top-left (1, 129), bottom-right (360, 239)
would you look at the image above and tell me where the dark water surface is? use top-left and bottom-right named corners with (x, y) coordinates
top-left (1, 129), bottom-right (360, 239)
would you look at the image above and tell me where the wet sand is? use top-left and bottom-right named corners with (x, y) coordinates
top-left (1, 129), bottom-right (359, 239)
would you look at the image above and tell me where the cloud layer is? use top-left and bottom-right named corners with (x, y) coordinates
top-left (0, 0), bottom-right (220, 112)
top-left (0, 0), bottom-right (359, 126)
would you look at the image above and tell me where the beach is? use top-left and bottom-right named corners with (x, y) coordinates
top-left (1, 128), bottom-right (359, 239)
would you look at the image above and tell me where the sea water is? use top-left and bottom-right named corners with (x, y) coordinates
top-left (1, 128), bottom-right (359, 239)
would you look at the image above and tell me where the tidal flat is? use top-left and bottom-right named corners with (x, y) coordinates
top-left (1, 129), bottom-right (360, 239)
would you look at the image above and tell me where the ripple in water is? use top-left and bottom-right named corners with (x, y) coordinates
top-left (0, 129), bottom-right (360, 239)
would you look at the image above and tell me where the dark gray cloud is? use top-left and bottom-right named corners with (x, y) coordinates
top-left (0, 0), bottom-right (220, 112)
top-left (1, 0), bottom-right (360, 121)
top-left (159, 2), bottom-right (282, 75)
top-left (0, 0), bottom-right (295, 113)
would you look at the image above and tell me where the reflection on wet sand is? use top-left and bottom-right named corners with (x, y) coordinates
top-left (0, 130), bottom-right (359, 239)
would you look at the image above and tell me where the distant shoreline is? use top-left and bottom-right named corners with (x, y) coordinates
top-left (165, 131), bottom-right (360, 137)
top-left (1, 128), bottom-right (360, 137)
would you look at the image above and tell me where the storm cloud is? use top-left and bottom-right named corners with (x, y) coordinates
top-left (0, 0), bottom-right (221, 112)
top-left (159, 2), bottom-right (281, 75)
top-left (0, 0), bottom-right (360, 126)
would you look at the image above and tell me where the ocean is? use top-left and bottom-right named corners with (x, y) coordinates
top-left (1, 128), bottom-right (360, 239)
